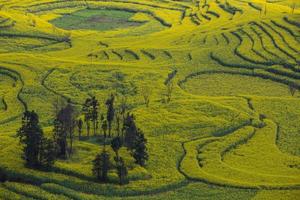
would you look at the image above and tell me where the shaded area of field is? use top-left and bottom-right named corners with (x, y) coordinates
top-left (50, 9), bottom-right (145, 31)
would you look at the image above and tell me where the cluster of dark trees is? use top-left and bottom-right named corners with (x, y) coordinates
top-left (17, 94), bottom-right (148, 185)
top-left (17, 110), bottom-right (56, 169)
top-left (90, 95), bottom-right (148, 185)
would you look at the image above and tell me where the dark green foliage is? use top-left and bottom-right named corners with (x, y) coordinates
top-left (111, 136), bottom-right (123, 158)
top-left (77, 118), bottom-right (83, 140)
top-left (58, 100), bottom-right (77, 155)
top-left (106, 94), bottom-right (115, 137)
top-left (92, 150), bottom-right (110, 182)
top-left (131, 129), bottom-right (148, 167)
top-left (17, 111), bottom-right (56, 169)
top-left (123, 113), bottom-right (138, 149)
top-left (259, 114), bottom-right (267, 121)
top-left (111, 137), bottom-right (127, 185)
top-left (115, 157), bottom-right (128, 185)
top-left (119, 96), bottom-right (128, 138)
top-left (115, 111), bottom-right (121, 136)
top-left (90, 96), bottom-right (99, 136)
top-left (54, 100), bottom-right (76, 158)
top-left (17, 110), bottom-right (43, 168)
top-left (99, 113), bottom-right (105, 136)
top-left (119, 97), bottom-right (127, 120)
top-left (53, 118), bottom-right (67, 158)
top-left (102, 120), bottom-right (108, 138)
top-left (123, 113), bottom-right (149, 166)
top-left (39, 137), bottom-right (56, 169)
top-left (82, 98), bottom-right (92, 138)
top-left (0, 168), bottom-right (7, 182)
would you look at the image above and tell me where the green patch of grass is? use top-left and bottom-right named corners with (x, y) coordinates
top-left (50, 9), bottom-right (145, 31)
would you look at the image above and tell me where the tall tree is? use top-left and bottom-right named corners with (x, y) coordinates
top-left (82, 98), bottom-right (92, 138)
top-left (92, 150), bottom-right (110, 182)
top-left (116, 157), bottom-right (128, 185)
top-left (119, 96), bottom-right (128, 139)
top-left (111, 136), bottom-right (122, 160)
top-left (53, 118), bottom-right (67, 158)
top-left (106, 94), bottom-right (115, 137)
top-left (90, 96), bottom-right (99, 136)
top-left (39, 137), bottom-right (56, 169)
top-left (102, 120), bottom-right (108, 138)
top-left (77, 118), bottom-right (83, 140)
top-left (17, 111), bottom-right (43, 168)
top-left (123, 113), bottom-right (138, 149)
top-left (99, 114), bottom-right (105, 136)
top-left (119, 96), bottom-right (127, 122)
top-left (131, 129), bottom-right (148, 167)
top-left (111, 136), bottom-right (127, 184)
top-left (52, 97), bottom-right (65, 117)
top-left (57, 99), bottom-right (77, 156)
top-left (17, 111), bottom-right (56, 169)
top-left (115, 111), bottom-right (121, 137)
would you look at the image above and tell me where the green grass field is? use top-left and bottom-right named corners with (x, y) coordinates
top-left (50, 9), bottom-right (145, 31)
top-left (0, 0), bottom-right (299, 199)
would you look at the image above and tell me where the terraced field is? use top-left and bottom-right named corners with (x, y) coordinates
top-left (0, 0), bottom-right (299, 199)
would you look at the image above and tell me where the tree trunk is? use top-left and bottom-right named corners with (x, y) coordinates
top-left (116, 119), bottom-right (120, 137)
top-left (69, 129), bottom-right (73, 155)
top-left (93, 120), bottom-right (96, 136)
top-left (108, 122), bottom-right (111, 137)
top-left (116, 151), bottom-right (119, 161)
top-left (60, 139), bottom-right (67, 159)
top-left (78, 129), bottom-right (81, 140)
top-left (87, 122), bottom-right (90, 138)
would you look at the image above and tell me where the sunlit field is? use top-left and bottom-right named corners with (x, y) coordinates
top-left (0, 0), bottom-right (299, 199)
